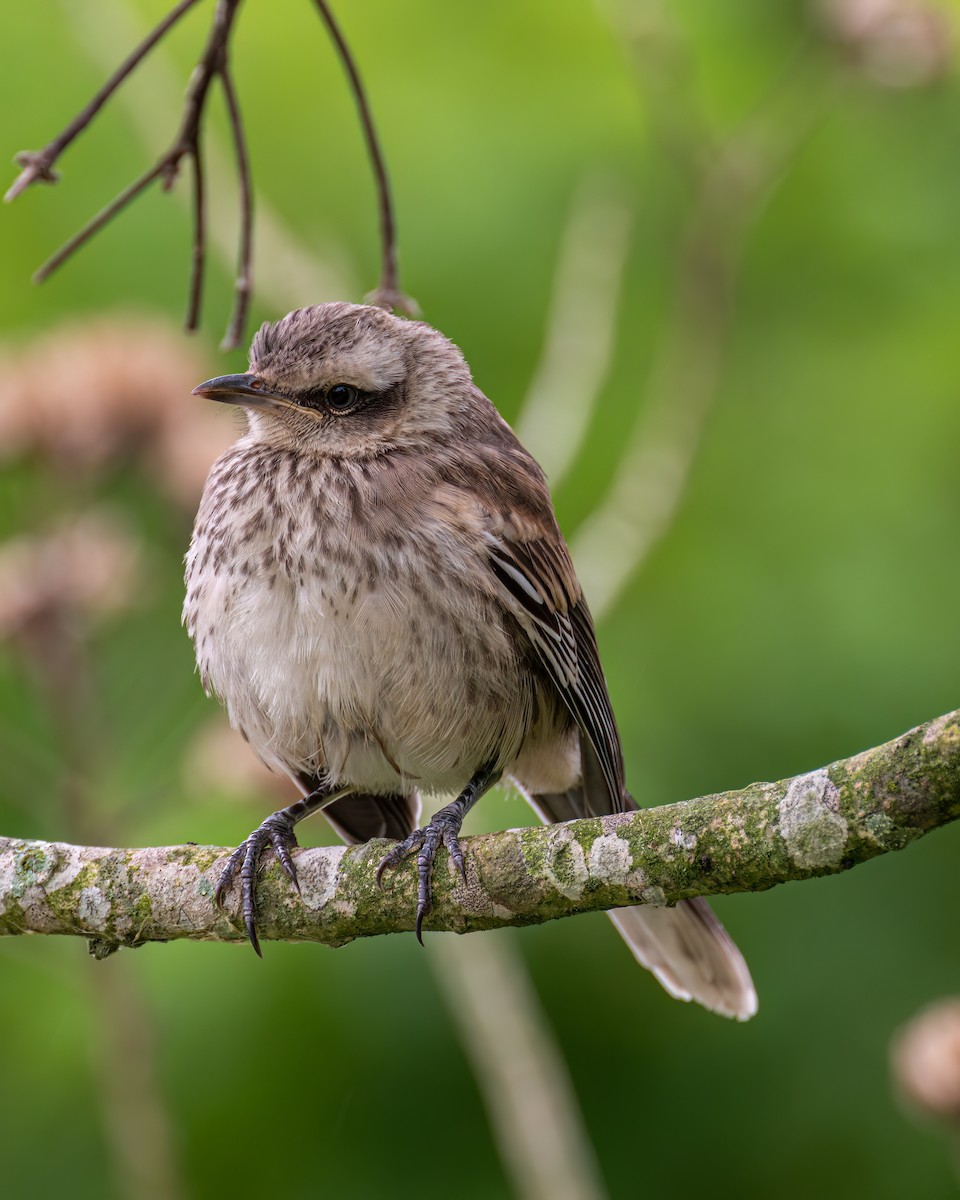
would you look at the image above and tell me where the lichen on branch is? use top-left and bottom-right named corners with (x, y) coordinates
top-left (1, 709), bottom-right (958, 953)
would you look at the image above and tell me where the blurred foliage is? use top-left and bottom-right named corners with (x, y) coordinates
top-left (1, 1), bottom-right (960, 1197)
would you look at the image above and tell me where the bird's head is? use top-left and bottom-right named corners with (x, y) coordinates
top-left (192, 302), bottom-right (477, 458)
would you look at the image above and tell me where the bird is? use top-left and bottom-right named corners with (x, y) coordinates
top-left (183, 301), bottom-right (757, 1020)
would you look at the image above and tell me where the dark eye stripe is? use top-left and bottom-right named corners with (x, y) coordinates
top-left (297, 387), bottom-right (328, 411)
top-left (296, 384), bottom-right (363, 413)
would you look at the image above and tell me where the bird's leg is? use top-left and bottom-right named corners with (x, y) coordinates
top-left (215, 786), bottom-right (346, 957)
top-left (376, 763), bottom-right (501, 943)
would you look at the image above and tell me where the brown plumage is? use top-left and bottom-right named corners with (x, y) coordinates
top-left (184, 301), bottom-right (757, 1019)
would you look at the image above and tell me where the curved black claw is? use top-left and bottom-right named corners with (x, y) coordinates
top-left (215, 811), bottom-right (301, 957)
top-left (376, 809), bottom-right (467, 945)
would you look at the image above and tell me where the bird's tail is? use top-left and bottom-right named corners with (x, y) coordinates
top-left (607, 898), bottom-right (756, 1021)
top-left (525, 784), bottom-right (758, 1021)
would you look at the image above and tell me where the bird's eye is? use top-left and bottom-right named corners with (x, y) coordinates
top-left (326, 383), bottom-right (360, 412)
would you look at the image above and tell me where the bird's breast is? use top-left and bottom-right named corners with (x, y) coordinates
top-left (184, 443), bottom-right (533, 792)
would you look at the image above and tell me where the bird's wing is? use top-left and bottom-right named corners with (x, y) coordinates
top-left (425, 425), bottom-right (625, 813)
top-left (484, 521), bottom-right (627, 814)
top-left (440, 456), bottom-right (757, 1019)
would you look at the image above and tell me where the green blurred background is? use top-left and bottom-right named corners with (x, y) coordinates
top-left (1, 1), bottom-right (959, 1197)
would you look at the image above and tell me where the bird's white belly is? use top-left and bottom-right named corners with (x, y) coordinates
top-left (191, 537), bottom-right (528, 796)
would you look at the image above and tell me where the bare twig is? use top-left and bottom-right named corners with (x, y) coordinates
top-left (3, 0), bottom-right (203, 203)
top-left (10, 0), bottom-right (242, 344)
top-left (9, 0), bottom-right (412, 342)
top-left (219, 65), bottom-right (254, 350)
top-left (60, 0), bottom-right (357, 315)
top-left (312, 0), bottom-right (416, 314)
top-left (185, 136), bottom-right (207, 333)
top-left (31, 158), bottom-right (171, 284)
top-left (30, 1), bottom-right (242, 300)
top-left (3, 709), bottom-right (958, 949)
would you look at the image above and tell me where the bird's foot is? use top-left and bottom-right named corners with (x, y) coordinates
top-left (215, 809), bottom-right (301, 957)
top-left (376, 806), bottom-right (467, 944)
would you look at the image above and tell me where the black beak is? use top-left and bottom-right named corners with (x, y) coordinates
top-left (191, 373), bottom-right (288, 408)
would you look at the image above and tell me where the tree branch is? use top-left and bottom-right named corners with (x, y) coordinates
top-left (8, 0), bottom-right (416, 345)
top-left (3, 0), bottom-right (203, 203)
top-left (2, 710), bottom-right (958, 953)
top-left (311, 0), bottom-right (414, 314)
top-left (26, 0), bottom-right (243, 336)
top-left (219, 62), bottom-right (254, 352)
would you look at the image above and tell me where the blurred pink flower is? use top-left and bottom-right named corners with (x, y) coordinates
top-left (0, 509), bottom-right (143, 639)
top-left (892, 998), bottom-right (960, 1123)
top-left (816, 0), bottom-right (953, 87)
top-left (0, 315), bottom-right (236, 506)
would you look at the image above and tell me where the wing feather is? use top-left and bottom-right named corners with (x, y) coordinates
top-left (487, 532), bottom-right (626, 812)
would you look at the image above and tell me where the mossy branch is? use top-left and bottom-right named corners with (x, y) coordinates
top-left (1, 710), bottom-right (958, 955)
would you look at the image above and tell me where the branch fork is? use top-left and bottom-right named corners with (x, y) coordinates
top-left (6, 0), bottom-right (413, 348)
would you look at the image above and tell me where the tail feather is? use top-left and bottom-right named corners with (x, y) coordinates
top-left (608, 899), bottom-right (757, 1021)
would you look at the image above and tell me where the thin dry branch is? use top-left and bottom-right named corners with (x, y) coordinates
top-left (7, 0), bottom-right (412, 346)
top-left (2, 710), bottom-right (957, 952)
top-left (185, 130), bottom-right (208, 332)
top-left (3, 0), bottom-right (203, 203)
top-left (219, 63), bottom-right (253, 351)
top-left (16, 0), bottom-right (244, 340)
top-left (311, 0), bottom-right (414, 314)
top-left (61, 0), bottom-right (357, 307)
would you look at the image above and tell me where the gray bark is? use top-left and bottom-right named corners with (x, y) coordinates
top-left (2, 710), bottom-right (957, 955)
